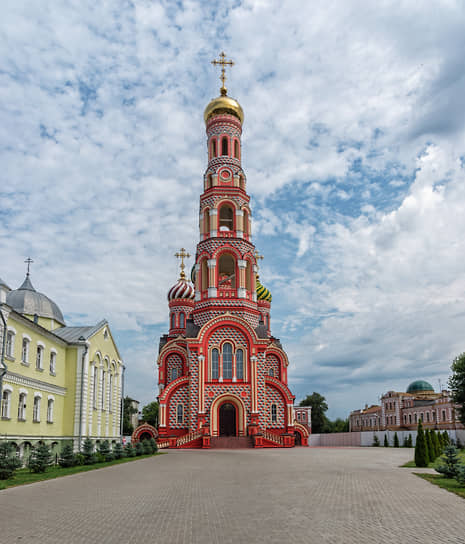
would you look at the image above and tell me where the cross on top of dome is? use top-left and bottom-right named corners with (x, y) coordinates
top-left (211, 52), bottom-right (235, 96)
top-left (175, 248), bottom-right (190, 280)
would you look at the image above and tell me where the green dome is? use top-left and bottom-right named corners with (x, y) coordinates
top-left (256, 277), bottom-right (272, 302)
top-left (407, 380), bottom-right (434, 394)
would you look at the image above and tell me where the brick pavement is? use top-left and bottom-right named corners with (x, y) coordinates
top-left (1, 448), bottom-right (465, 544)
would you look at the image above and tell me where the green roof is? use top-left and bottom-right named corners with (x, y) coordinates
top-left (407, 380), bottom-right (434, 394)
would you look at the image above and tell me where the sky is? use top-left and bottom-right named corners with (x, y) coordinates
top-left (2, 0), bottom-right (465, 419)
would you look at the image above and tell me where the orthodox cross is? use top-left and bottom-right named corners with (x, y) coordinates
top-left (211, 52), bottom-right (234, 96)
top-left (254, 250), bottom-right (264, 272)
top-left (175, 248), bottom-right (190, 280)
top-left (24, 257), bottom-right (34, 277)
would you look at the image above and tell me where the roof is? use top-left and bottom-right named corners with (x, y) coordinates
top-left (0, 277), bottom-right (10, 290)
top-left (6, 275), bottom-right (65, 325)
top-left (53, 320), bottom-right (107, 343)
top-left (407, 380), bottom-right (434, 394)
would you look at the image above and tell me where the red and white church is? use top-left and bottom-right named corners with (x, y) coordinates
top-left (155, 55), bottom-right (310, 449)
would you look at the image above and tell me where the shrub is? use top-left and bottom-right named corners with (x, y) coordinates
top-left (432, 432), bottom-right (441, 459)
top-left (58, 444), bottom-right (76, 468)
top-left (402, 436), bottom-right (409, 447)
top-left (407, 434), bottom-right (413, 448)
top-left (442, 431), bottom-right (450, 446)
top-left (435, 445), bottom-right (460, 478)
top-left (74, 453), bottom-right (85, 465)
top-left (113, 442), bottom-right (124, 459)
top-left (393, 432), bottom-right (399, 448)
top-left (149, 437), bottom-right (158, 453)
top-left (124, 442), bottom-right (135, 457)
top-left (372, 435), bottom-right (380, 447)
top-left (142, 440), bottom-right (152, 455)
top-left (0, 442), bottom-right (22, 480)
top-left (384, 435), bottom-right (389, 447)
top-left (455, 464), bottom-right (465, 486)
top-left (98, 440), bottom-right (114, 462)
top-left (415, 421), bottom-right (429, 467)
top-left (457, 437), bottom-right (463, 450)
top-left (426, 430), bottom-right (434, 462)
top-left (28, 443), bottom-right (52, 473)
top-left (135, 441), bottom-right (144, 456)
top-left (81, 438), bottom-right (96, 465)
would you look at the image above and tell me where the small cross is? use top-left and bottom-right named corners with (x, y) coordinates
top-left (175, 248), bottom-right (191, 280)
top-left (24, 257), bottom-right (34, 276)
top-left (254, 250), bottom-right (264, 271)
top-left (211, 52), bottom-right (235, 96)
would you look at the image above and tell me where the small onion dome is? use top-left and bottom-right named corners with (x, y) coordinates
top-left (204, 94), bottom-right (244, 125)
top-left (167, 279), bottom-right (195, 301)
top-left (256, 277), bottom-right (272, 302)
top-left (406, 380), bottom-right (434, 394)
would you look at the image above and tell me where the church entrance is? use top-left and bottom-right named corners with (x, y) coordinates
top-left (219, 403), bottom-right (237, 436)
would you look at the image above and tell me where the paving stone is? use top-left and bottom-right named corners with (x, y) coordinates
top-left (1, 448), bottom-right (464, 543)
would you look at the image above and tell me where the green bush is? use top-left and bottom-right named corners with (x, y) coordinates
top-left (435, 445), bottom-right (460, 478)
top-left (442, 431), bottom-right (450, 446)
top-left (0, 442), bottom-right (22, 480)
top-left (407, 434), bottom-right (413, 448)
top-left (457, 437), bottom-right (463, 450)
top-left (81, 438), bottom-right (96, 465)
top-left (74, 453), bottom-right (85, 465)
top-left (426, 430), bottom-right (434, 462)
top-left (149, 437), bottom-right (158, 453)
top-left (432, 432), bottom-right (441, 459)
top-left (58, 444), bottom-right (75, 468)
top-left (415, 421), bottom-right (429, 467)
top-left (113, 442), bottom-right (124, 459)
top-left (455, 464), bottom-right (465, 486)
top-left (28, 443), bottom-right (52, 473)
top-left (142, 440), bottom-right (152, 455)
top-left (97, 440), bottom-right (114, 462)
top-left (124, 442), bottom-right (135, 457)
top-left (135, 441), bottom-right (144, 456)
top-left (372, 435), bottom-right (380, 447)
top-left (393, 432), bottom-right (399, 448)
top-left (384, 435), bottom-right (389, 447)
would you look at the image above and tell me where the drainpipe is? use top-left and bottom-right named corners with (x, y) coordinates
top-left (77, 337), bottom-right (88, 451)
top-left (120, 364), bottom-right (125, 441)
top-left (0, 307), bottom-right (8, 404)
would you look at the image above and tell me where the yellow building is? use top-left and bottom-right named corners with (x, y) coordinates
top-left (0, 272), bottom-right (124, 458)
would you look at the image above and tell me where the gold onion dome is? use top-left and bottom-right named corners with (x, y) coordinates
top-left (204, 93), bottom-right (244, 125)
top-left (256, 276), bottom-right (272, 302)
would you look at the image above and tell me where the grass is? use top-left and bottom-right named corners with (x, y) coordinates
top-left (415, 473), bottom-right (465, 500)
top-left (0, 453), bottom-right (160, 491)
top-left (401, 449), bottom-right (465, 468)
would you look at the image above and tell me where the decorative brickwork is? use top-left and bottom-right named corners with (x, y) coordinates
top-left (166, 354), bottom-right (184, 384)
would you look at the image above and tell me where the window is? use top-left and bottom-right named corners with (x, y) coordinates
top-left (18, 393), bottom-right (27, 420)
top-left (49, 351), bottom-right (56, 374)
top-left (442, 410), bottom-right (446, 422)
top-left (6, 331), bottom-right (14, 357)
top-left (223, 343), bottom-right (233, 379)
top-left (33, 396), bottom-right (41, 422)
top-left (211, 139), bottom-right (217, 158)
top-left (219, 205), bottom-right (234, 230)
top-left (204, 209), bottom-right (210, 234)
top-left (271, 404), bottom-right (277, 423)
top-left (414, 413), bottom-right (417, 423)
top-left (1, 390), bottom-right (11, 419)
top-left (92, 365), bottom-right (98, 409)
top-left (179, 313), bottom-right (185, 328)
top-left (243, 209), bottom-right (249, 237)
top-left (297, 412), bottom-right (301, 421)
top-left (234, 139), bottom-right (239, 158)
top-left (426, 412), bottom-right (430, 422)
top-left (211, 349), bottom-right (219, 380)
top-left (268, 368), bottom-right (274, 377)
top-left (170, 367), bottom-right (179, 381)
top-left (21, 338), bottom-right (29, 363)
top-left (236, 349), bottom-right (244, 380)
top-left (177, 404), bottom-right (183, 424)
top-left (108, 373), bottom-right (113, 412)
top-left (218, 253), bottom-right (235, 288)
top-left (36, 345), bottom-right (44, 370)
top-left (221, 136), bottom-right (228, 155)
top-left (101, 370), bottom-right (106, 410)
top-left (409, 414), bottom-right (412, 424)
top-left (171, 313), bottom-right (176, 329)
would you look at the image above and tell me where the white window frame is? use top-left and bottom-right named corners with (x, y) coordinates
top-left (6, 329), bottom-right (15, 358)
top-left (47, 396), bottom-right (55, 423)
top-left (1, 386), bottom-right (12, 419)
top-left (36, 343), bottom-right (45, 370)
top-left (21, 335), bottom-right (31, 364)
top-left (101, 370), bottom-right (106, 410)
top-left (92, 364), bottom-right (98, 409)
top-left (108, 372), bottom-right (113, 412)
top-left (18, 390), bottom-right (27, 420)
top-left (177, 404), bottom-right (183, 424)
top-left (33, 393), bottom-right (42, 422)
top-left (49, 349), bottom-right (57, 374)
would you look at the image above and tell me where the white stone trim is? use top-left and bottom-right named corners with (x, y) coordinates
top-left (19, 388), bottom-right (28, 396)
top-left (210, 209), bottom-right (218, 216)
top-left (22, 333), bottom-right (32, 342)
top-left (207, 259), bottom-right (217, 268)
top-left (7, 326), bottom-right (16, 334)
top-left (47, 394), bottom-right (55, 401)
top-left (34, 391), bottom-right (43, 398)
top-left (4, 372), bottom-right (66, 396)
top-left (237, 260), bottom-right (247, 269)
top-left (37, 341), bottom-right (46, 349)
top-left (50, 348), bottom-right (57, 354)
top-left (2, 384), bottom-right (13, 393)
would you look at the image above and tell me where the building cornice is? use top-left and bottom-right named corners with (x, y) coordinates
top-left (4, 371), bottom-right (67, 396)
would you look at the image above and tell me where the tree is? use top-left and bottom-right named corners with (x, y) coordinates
top-left (426, 429), bottom-right (434, 462)
top-left (432, 431), bottom-right (441, 458)
top-left (123, 396), bottom-right (138, 435)
top-left (407, 434), bottom-right (413, 448)
top-left (81, 438), bottom-right (96, 465)
top-left (299, 393), bottom-right (328, 434)
top-left (113, 442), bottom-right (124, 459)
top-left (142, 440), bottom-right (152, 455)
top-left (0, 442), bottom-right (22, 480)
top-left (384, 434), bottom-right (389, 447)
top-left (435, 445), bottom-right (460, 478)
top-left (149, 437), bottom-right (158, 453)
top-left (141, 401), bottom-right (159, 427)
top-left (415, 421), bottom-right (429, 467)
top-left (124, 442), bottom-right (135, 457)
top-left (58, 444), bottom-right (75, 468)
top-left (372, 435), bottom-right (380, 447)
top-left (28, 443), bottom-right (52, 473)
top-left (135, 441), bottom-right (144, 456)
top-left (449, 352), bottom-right (465, 425)
top-left (97, 440), bottom-right (113, 462)
top-left (393, 432), bottom-right (399, 448)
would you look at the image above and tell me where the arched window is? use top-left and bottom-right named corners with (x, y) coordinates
top-left (271, 404), bottom-right (277, 423)
top-left (246, 260), bottom-right (251, 291)
top-left (211, 348), bottom-right (219, 380)
top-left (47, 398), bottom-right (54, 423)
top-left (171, 313), bottom-right (176, 329)
top-left (234, 140), bottom-right (239, 158)
top-left (1, 390), bottom-right (11, 419)
top-left (36, 345), bottom-right (44, 370)
top-left (92, 365), bottom-right (98, 409)
top-left (18, 393), bottom-right (27, 420)
top-left (21, 338), bottom-right (29, 363)
top-left (409, 414), bottom-right (412, 424)
top-left (6, 331), bottom-right (14, 357)
top-left (108, 373), bottom-right (113, 412)
top-left (414, 413), bottom-right (417, 423)
top-left (221, 136), bottom-right (228, 156)
top-left (211, 139), bottom-right (217, 158)
top-left (204, 209), bottom-right (210, 235)
top-left (177, 404), bottom-right (183, 424)
top-left (171, 367), bottom-right (179, 381)
top-left (222, 343), bottom-right (233, 379)
top-left (219, 205), bottom-right (234, 230)
top-left (442, 410), bottom-right (446, 421)
top-left (201, 260), bottom-right (208, 291)
top-left (33, 395), bottom-right (41, 422)
top-left (50, 351), bottom-right (56, 374)
top-left (243, 209), bottom-right (249, 237)
top-left (236, 349), bottom-right (244, 380)
top-left (218, 254), bottom-right (236, 288)
top-left (179, 312), bottom-right (185, 328)
top-left (268, 367), bottom-right (274, 377)
top-left (101, 370), bottom-right (106, 410)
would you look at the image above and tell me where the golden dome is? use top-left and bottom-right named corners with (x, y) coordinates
top-left (204, 93), bottom-right (244, 124)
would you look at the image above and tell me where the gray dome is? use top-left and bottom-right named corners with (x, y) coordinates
top-left (6, 275), bottom-right (65, 326)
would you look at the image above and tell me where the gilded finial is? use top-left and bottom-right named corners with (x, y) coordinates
top-left (211, 52), bottom-right (235, 96)
top-left (175, 248), bottom-right (191, 280)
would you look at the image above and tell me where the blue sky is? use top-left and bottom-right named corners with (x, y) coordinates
top-left (2, 1), bottom-right (465, 418)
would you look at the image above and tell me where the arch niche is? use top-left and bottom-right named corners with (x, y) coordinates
top-left (210, 394), bottom-right (246, 437)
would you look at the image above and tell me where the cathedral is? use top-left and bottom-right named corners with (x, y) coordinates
top-left (156, 54), bottom-right (310, 448)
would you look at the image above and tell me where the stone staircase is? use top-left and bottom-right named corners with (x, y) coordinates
top-left (210, 436), bottom-right (253, 449)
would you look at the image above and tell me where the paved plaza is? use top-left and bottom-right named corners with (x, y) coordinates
top-left (1, 447), bottom-right (465, 543)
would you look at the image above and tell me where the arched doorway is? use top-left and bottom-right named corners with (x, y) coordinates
top-left (294, 430), bottom-right (302, 446)
top-left (139, 432), bottom-right (153, 442)
top-left (219, 403), bottom-right (237, 436)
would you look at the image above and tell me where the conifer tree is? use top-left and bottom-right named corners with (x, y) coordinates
top-left (425, 429), bottom-right (434, 462)
top-left (142, 440), bottom-right (152, 455)
top-left (28, 443), bottom-right (52, 473)
top-left (135, 441), bottom-right (144, 456)
top-left (113, 442), bottom-right (124, 459)
top-left (393, 432), bottom-right (399, 447)
top-left (415, 421), bottom-right (429, 467)
top-left (432, 431), bottom-right (441, 458)
top-left (435, 445), bottom-right (460, 478)
top-left (407, 434), bottom-right (413, 448)
top-left (384, 434), bottom-right (389, 447)
top-left (442, 431), bottom-right (450, 446)
top-left (149, 437), bottom-right (158, 453)
top-left (372, 435), bottom-right (380, 447)
top-left (124, 442), bottom-right (135, 457)
top-left (0, 442), bottom-right (22, 480)
top-left (58, 444), bottom-right (75, 468)
top-left (98, 440), bottom-right (113, 461)
top-left (82, 438), bottom-right (96, 465)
